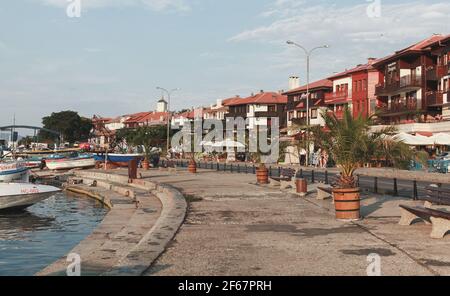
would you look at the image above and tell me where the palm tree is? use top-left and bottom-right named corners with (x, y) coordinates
top-left (314, 107), bottom-right (419, 188)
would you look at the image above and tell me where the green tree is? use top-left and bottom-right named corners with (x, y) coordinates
top-left (314, 108), bottom-right (420, 188)
top-left (117, 126), bottom-right (167, 161)
top-left (40, 111), bottom-right (92, 143)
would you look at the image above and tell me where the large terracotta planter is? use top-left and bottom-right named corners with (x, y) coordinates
top-left (333, 188), bottom-right (361, 221)
top-left (296, 178), bottom-right (307, 196)
top-left (142, 159), bottom-right (150, 170)
top-left (188, 160), bottom-right (197, 174)
top-left (256, 166), bottom-right (269, 184)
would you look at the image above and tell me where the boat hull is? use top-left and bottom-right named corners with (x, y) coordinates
top-left (0, 162), bottom-right (29, 183)
top-left (45, 157), bottom-right (96, 170)
top-left (93, 154), bottom-right (143, 167)
top-left (0, 183), bottom-right (61, 210)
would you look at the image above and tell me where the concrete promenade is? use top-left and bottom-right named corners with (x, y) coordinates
top-left (37, 167), bottom-right (450, 276)
top-left (138, 168), bottom-right (449, 276)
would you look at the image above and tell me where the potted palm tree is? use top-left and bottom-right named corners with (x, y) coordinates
top-left (249, 152), bottom-right (269, 184)
top-left (126, 126), bottom-right (166, 171)
top-left (315, 108), bottom-right (417, 221)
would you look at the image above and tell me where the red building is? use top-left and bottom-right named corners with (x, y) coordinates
top-left (428, 35), bottom-right (450, 119)
top-left (124, 112), bottom-right (169, 128)
top-left (373, 34), bottom-right (449, 124)
top-left (325, 58), bottom-right (381, 119)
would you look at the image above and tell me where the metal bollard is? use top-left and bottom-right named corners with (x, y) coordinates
top-left (393, 178), bottom-right (398, 196)
top-left (325, 170), bottom-right (329, 185)
top-left (374, 177), bottom-right (378, 194)
top-left (413, 180), bottom-right (418, 200)
top-left (311, 170), bottom-right (315, 183)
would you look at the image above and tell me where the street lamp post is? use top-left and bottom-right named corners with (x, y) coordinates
top-left (156, 87), bottom-right (180, 158)
top-left (286, 41), bottom-right (329, 166)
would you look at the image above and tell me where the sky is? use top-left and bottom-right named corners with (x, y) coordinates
top-left (0, 0), bottom-right (449, 129)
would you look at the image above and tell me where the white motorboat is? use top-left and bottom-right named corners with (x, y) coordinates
top-left (45, 155), bottom-right (95, 170)
top-left (0, 183), bottom-right (61, 210)
top-left (0, 161), bottom-right (29, 183)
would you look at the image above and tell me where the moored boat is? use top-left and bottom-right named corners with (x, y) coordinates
top-left (93, 153), bottom-right (143, 167)
top-left (45, 155), bottom-right (95, 170)
top-left (0, 162), bottom-right (29, 183)
top-left (0, 183), bottom-right (61, 210)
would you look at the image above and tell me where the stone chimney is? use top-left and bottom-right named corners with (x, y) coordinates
top-left (288, 76), bottom-right (300, 90)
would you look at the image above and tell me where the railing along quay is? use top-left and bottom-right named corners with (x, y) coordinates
top-left (159, 160), bottom-right (450, 200)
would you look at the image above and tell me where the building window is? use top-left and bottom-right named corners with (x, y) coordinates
top-left (311, 109), bottom-right (318, 119)
top-left (268, 105), bottom-right (276, 112)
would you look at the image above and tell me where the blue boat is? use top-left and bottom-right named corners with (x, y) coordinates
top-left (93, 153), bottom-right (143, 166)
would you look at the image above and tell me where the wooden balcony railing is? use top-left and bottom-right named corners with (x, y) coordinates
top-left (375, 74), bottom-right (422, 96)
top-left (377, 101), bottom-right (417, 115)
top-left (291, 117), bottom-right (307, 126)
top-left (427, 65), bottom-right (450, 81)
top-left (427, 91), bottom-right (444, 106)
top-left (324, 91), bottom-right (350, 104)
top-left (327, 110), bottom-right (344, 120)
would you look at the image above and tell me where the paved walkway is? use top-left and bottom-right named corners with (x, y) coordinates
top-left (139, 168), bottom-right (450, 276)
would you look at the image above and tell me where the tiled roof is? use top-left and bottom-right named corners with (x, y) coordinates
top-left (225, 92), bottom-right (287, 106)
top-left (125, 112), bottom-right (169, 124)
top-left (373, 34), bottom-right (447, 66)
top-left (222, 96), bottom-right (242, 106)
top-left (283, 79), bottom-right (333, 95)
top-left (327, 61), bottom-right (379, 80)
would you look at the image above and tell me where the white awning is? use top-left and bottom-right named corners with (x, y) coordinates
top-left (431, 133), bottom-right (450, 146)
top-left (393, 132), bottom-right (434, 146)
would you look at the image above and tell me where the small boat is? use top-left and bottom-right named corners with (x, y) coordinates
top-left (0, 183), bottom-right (61, 210)
top-left (0, 161), bottom-right (29, 183)
top-left (45, 154), bottom-right (95, 170)
top-left (93, 153), bottom-right (143, 167)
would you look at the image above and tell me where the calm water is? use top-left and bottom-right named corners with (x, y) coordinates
top-left (0, 192), bottom-right (108, 276)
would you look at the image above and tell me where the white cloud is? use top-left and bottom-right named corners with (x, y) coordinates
top-left (229, 1), bottom-right (450, 80)
top-left (36, 0), bottom-right (191, 12)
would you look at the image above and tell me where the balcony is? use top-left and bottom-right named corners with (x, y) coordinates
top-left (291, 117), bottom-right (307, 126)
top-left (377, 101), bottom-right (418, 116)
top-left (427, 65), bottom-right (450, 81)
top-left (254, 111), bottom-right (280, 118)
top-left (327, 110), bottom-right (344, 120)
top-left (427, 91), bottom-right (444, 107)
top-left (324, 91), bottom-right (351, 104)
top-left (375, 74), bottom-right (422, 96)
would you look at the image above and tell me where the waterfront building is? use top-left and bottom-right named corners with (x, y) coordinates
top-left (224, 90), bottom-right (288, 130)
top-left (373, 34), bottom-right (447, 124)
top-left (325, 58), bottom-right (381, 119)
top-left (283, 78), bottom-right (333, 134)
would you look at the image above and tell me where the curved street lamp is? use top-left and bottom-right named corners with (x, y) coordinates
top-left (156, 87), bottom-right (180, 157)
top-left (286, 41), bottom-right (329, 166)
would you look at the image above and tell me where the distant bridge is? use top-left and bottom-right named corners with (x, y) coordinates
top-left (0, 125), bottom-right (60, 137)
